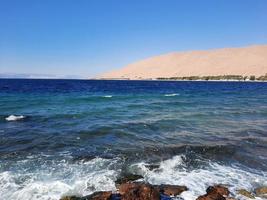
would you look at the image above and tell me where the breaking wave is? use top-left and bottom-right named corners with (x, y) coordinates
top-left (5, 115), bottom-right (25, 121)
top-left (1, 155), bottom-right (266, 200)
top-left (129, 155), bottom-right (267, 200)
top-left (164, 93), bottom-right (179, 97)
top-left (0, 157), bottom-right (119, 200)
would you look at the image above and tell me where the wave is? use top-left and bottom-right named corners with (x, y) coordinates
top-left (102, 95), bottom-right (113, 98)
top-left (129, 155), bottom-right (267, 200)
top-left (0, 157), bottom-right (119, 200)
top-left (164, 93), bottom-right (179, 97)
top-left (5, 115), bottom-right (25, 121)
top-left (0, 155), bottom-right (266, 200)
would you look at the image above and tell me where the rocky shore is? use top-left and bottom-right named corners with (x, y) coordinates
top-left (60, 174), bottom-right (267, 200)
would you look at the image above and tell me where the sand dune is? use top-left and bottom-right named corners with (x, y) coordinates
top-left (101, 45), bottom-right (267, 79)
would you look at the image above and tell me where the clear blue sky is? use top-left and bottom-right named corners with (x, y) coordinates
top-left (0, 0), bottom-right (267, 78)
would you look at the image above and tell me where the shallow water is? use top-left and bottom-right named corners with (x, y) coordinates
top-left (0, 79), bottom-right (266, 199)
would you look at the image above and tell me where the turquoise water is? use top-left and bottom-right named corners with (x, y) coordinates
top-left (0, 79), bottom-right (266, 199)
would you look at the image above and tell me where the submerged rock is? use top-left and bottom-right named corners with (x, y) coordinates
top-left (237, 189), bottom-right (255, 199)
top-left (145, 164), bottom-right (160, 171)
top-left (197, 185), bottom-right (230, 200)
top-left (115, 174), bottom-right (144, 184)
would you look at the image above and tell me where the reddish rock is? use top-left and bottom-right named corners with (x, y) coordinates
top-left (60, 196), bottom-right (81, 200)
top-left (197, 191), bottom-right (225, 200)
top-left (118, 182), bottom-right (160, 200)
top-left (87, 191), bottom-right (113, 200)
top-left (118, 182), bottom-right (187, 200)
top-left (159, 184), bottom-right (188, 196)
top-left (255, 186), bottom-right (267, 197)
top-left (60, 182), bottom-right (187, 200)
top-left (60, 191), bottom-right (112, 200)
top-left (206, 185), bottom-right (230, 197)
top-left (197, 185), bottom-right (230, 200)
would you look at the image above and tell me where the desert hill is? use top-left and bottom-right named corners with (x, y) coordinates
top-left (101, 45), bottom-right (267, 80)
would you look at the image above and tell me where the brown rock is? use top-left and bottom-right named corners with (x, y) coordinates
top-left (197, 191), bottom-right (225, 200)
top-left (60, 183), bottom-right (186, 200)
top-left (197, 185), bottom-right (230, 200)
top-left (60, 197), bottom-right (81, 200)
top-left (117, 182), bottom-right (188, 199)
top-left (60, 191), bottom-right (112, 200)
top-left (237, 189), bottom-right (255, 199)
top-left (118, 182), bottom-right (160, 200)
top-left (159, 184), bottom-right (188, 196)
top-left (87, 191), bottom-right (113, 200)
top-left (206, 185), bottom-right (230, 197)
top-left (255, 186), bottom-right (267, 196)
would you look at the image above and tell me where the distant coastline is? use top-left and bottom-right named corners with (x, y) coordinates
top-left (96, 73), bottom-right (267, 82)
top-left (101, 44), bottom-right (267, 80)
top-left (1, 76), bottom-right (266, 82)
top-left (156, 74), bottom-right (267, 81)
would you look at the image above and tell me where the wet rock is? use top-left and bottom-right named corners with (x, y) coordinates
top-left (197, 191), bottom-right (225, 200)
top-left (60, 191), bottom-right (112, 200)
top-left (60, 196), bottom-right (81, 200)
top-left (237, 189), bottom-right (255, 199)
top-left (197, 185), bottom-right (230, 200)
top-left (115, 174), bottom-right (144, 184)
top-left (255, 186), bottom-right (267, 197)
top-left (118, 182), bottom-right (160, 200)
top-left (145, 164), bottom-right (160, 170)
top-left (60, 182), bottom-right (187, 200)
top-left (206, 185), bottom-right (230, 197)
top-left (117, 182), bottom-right (187, 200)
top-left (159, 184), bottom-right (188, 196)
top-left (87, 191), bottom-right (113, 200)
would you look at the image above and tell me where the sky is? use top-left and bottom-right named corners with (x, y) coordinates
top-left (0, 0), bottom-right (267, 78)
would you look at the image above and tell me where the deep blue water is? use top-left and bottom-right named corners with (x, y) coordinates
top-left (0, 79), bottom-right (266, 199)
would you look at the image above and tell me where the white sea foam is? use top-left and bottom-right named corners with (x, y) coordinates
top-left (103, 95), bottom-right (112, 98)
top-left (129, 155), bottom-right (267, 200)
top-left (0, 155), bottom-right (266, 200)
top-left (164, 93), bottom-right (179, 97)
top-left (0, 157), bottom-right (119, 200)
top-left (5, 115), bottom-right (25, 121)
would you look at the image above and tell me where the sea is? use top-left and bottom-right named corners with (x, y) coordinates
top-left (0, 79), bottom-right (266, 200)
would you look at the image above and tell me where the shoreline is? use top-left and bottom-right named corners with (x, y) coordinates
top-left (60, 180), bottom-right (267, 200)
top-left (1, 77), bottom-right (267, 83)
top-left (96, 74), bottom-right (267, 82)
top-left (92, 78), bottom-right (267, 83)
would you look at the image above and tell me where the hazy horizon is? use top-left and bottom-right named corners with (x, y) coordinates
top-left (1, 0), bottom-right (267, 78)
